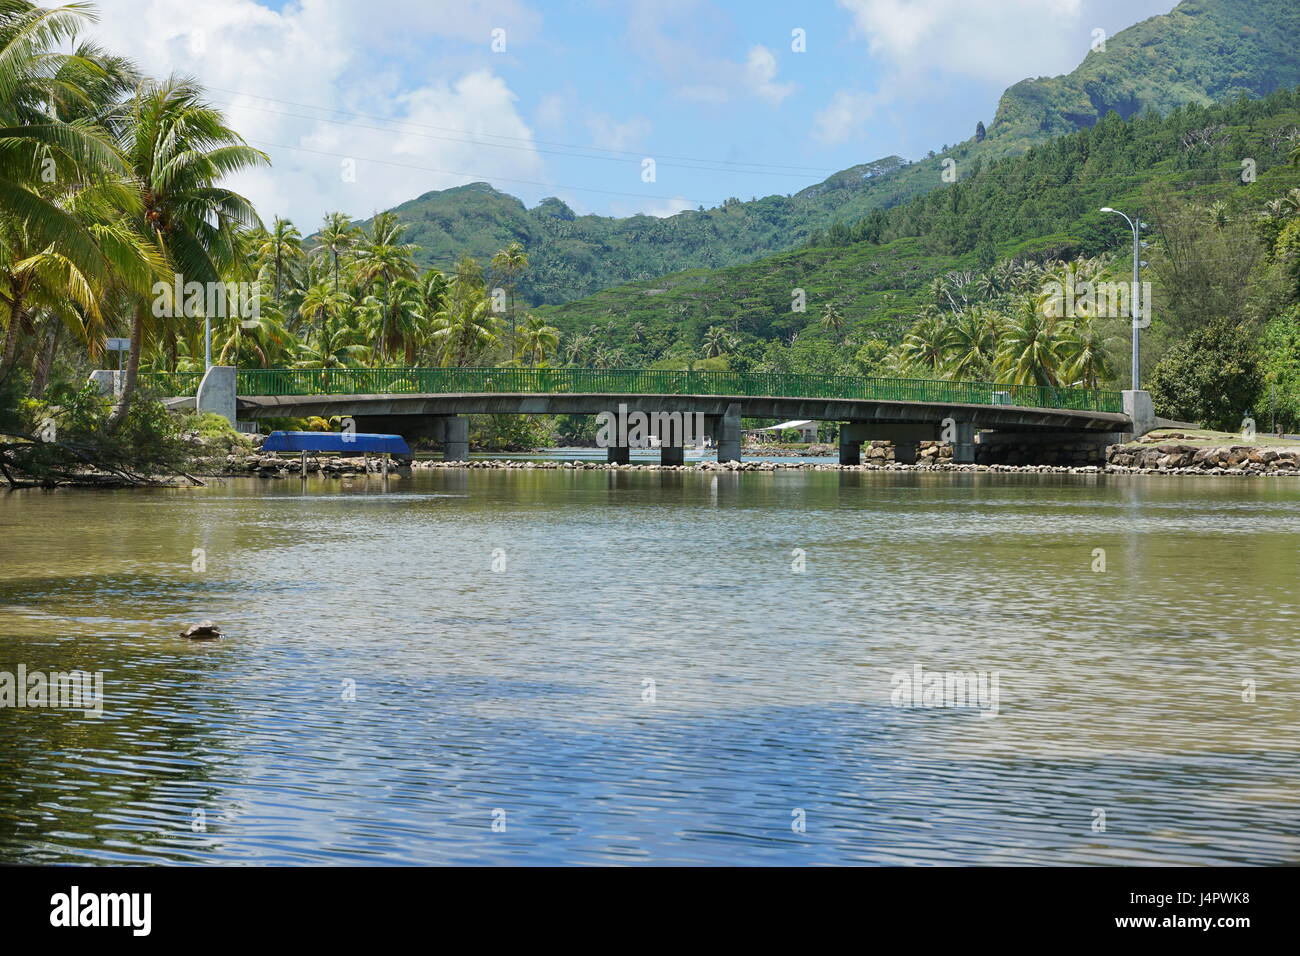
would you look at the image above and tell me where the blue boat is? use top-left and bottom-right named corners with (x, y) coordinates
top-left (261, 431), bottom-right (411, 455)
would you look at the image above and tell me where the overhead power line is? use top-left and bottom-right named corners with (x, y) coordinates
top-left (206, 85), bottom-right (836, 176)
top-left (247, 138), bottom-right (717, 206)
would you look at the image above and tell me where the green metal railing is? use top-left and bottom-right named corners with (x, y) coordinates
top-left (154, 366), bottom-right (1124, 413)
top-left (139, 371), bottom-right (206, 397)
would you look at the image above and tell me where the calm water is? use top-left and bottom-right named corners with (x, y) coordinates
top-left (1, 469), bottom-right (1298, 866)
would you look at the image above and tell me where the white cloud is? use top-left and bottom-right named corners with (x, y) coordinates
top-left (813, 90), bottom-right (886, 145)
top-left (586, 113), bottom-right (652, 152)
top-left (627, 1), bottom-right (795, 106)
top-left (607, 195), bottom-right (695, 218)
top-left (85, 0), bottom-right (545, 228)
top-left (743, 45), bottom-right (795, 107)
top-left (817, 0), bottom-right (1091, 144)
top-left (836, 0), bottom-right (1086, 84)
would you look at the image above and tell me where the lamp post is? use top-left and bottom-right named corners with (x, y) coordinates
top-left (1099, 207), bottom-right (1147, 390)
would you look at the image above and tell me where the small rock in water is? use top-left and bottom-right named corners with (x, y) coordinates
top-left (181, 620), bottom-right (222, 640)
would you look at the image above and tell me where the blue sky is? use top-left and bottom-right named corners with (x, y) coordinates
top-left (88, 0), bottom-right (1177, 226)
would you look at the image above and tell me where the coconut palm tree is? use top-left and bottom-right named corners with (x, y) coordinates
top-left (563, 334), bottom-right (591, 367)
top-left (515, 315), bottom-right (559, 367)
top-left (353, 212), bottom-right (418, 362)
top-left (995, 298), bottom-right (1064, 386)
top-left (0, 3), bottom-right (125, 263)
top-left (946, 307), bottom-right (1000, 379)
top-left (360, 277), bottom-right (424, 365)
top-left (490, 240), bottom-right (528, 344)
top-left (899, 314), bottom-right (951, 373)
top-left (294, 307), bottom-right (370, 370)
top-left (258, 217), bottom-right (304, 305)
top-left (702, 325), bottom-right (736, 358)
top-left (819, 302), bottom-right (845, 339)
top-left (109, 76), bottom-right (268, 417)
top-left (430, 295), bottom-right (501, 367)
top-left (0, 3), bottom-right (151, 383)
top-left (316, 211), bottom-right (358, 293)
top-left (1057, 316), bottom-right (1116, 388)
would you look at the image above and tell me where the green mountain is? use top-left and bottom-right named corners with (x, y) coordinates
top-left (356, 0), bottom-right (1300, 307)
top-left (366, 154), bottom-right (921, 305)
top-left (534, 87), bottom-right (1300, 353)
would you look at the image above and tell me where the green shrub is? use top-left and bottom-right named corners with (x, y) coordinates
top-left (1147, 319), bottom-right (1264, 431)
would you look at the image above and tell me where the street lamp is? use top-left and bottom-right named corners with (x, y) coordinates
top-left (1099, 207), bottom-right (1147, 390)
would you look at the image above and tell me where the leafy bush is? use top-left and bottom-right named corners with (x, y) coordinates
top-left (1147, 319), bottom-right (1264, 431)
top-left (1261, 305), bottom-right (1300, 433)
top-left (1, 384), bottom-right (198, 485)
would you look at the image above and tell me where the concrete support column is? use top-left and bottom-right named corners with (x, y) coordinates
top-left (607, 446), bottom-right (631, 465)
top-left (839, 423), bottom-right (871, 465)
top-left (892, 441), bottom-right (920, 465)
top-left (443, 415), bottom-right (469, 462)
top-left (952, 422), bottom-right (976, 464)
top-left (660, 445), bottom-right (684, 466)
top-left (196, 365), bottom-right (236, 424)
top-left (716, 402), bottom-right (741, 463)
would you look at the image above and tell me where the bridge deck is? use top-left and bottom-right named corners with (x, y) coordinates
top-left (148, 366), bottom-right (1125, 417)
top-left (216, 392), bottom-right (1128, 433)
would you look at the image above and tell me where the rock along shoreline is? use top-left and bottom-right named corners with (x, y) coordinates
top-left (218, 441), bottom-right (1300, 479)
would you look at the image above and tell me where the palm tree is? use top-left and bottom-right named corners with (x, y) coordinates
top-left (564, 334), bottom-right (591, 366)
top-left (352, 212), bottom-right (418, 362)
top-left (490, 240), bottom-right (528, 344)
top-left (702, 325), bottom-right (736, 358)
top-left (430, 295), bottom-right (501, 367)
top-left (1057, 316), bottom-right (1116, 388)
top-left (294, 307), bottom-right (370, 370)
top-left (946, 308), bottom-right (1000, 379)
top-left (316, 211), bottom-right (358, 293)
top-left (995, 298), bottom-right (1063, 386)
top-left (819, 302), bottom-right (845, 339)
top-left (1206, 200), bottom-right (1230, 231)
top-left (360, 277), bottom-right (424, 364)
top-left (0, 2), bottom-right (147, 382)
top-left (515, 315), bottom-right (559, 366)
top-left (110, 76), bottom-right (268, 416)
top-left (258, 217), bottom-right (303, 305)
top-left (899, 314), bottom-right (951, 373)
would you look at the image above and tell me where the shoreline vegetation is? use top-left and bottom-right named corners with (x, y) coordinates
top-left (2, 3), bottom-right (1299, 491)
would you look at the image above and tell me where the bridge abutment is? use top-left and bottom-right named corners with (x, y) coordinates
top-left (196, 366), bottom-right (237, 425)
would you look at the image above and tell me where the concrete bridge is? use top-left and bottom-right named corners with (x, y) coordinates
top-left (108, 365), bottom-right (1152, 465)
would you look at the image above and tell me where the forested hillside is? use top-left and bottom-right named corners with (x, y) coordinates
top-left (355, 0), bottom-right (1300, 306)
top-left (535, 86), bottom-right (1300, 431)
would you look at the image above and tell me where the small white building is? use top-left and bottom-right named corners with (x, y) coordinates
top-left (744, 419), bottom-right (818, 443)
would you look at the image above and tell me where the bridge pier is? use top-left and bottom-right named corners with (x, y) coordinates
top-left (952, 421), bottom-right (977, 464)
top-left (660, 445), bottom-right (684, 466)
top-left (442, 415), bottom-right (469, 462)
top-left (841, 422), bottom-right (938, 465)
top-left (707, 402), bottom-right (741, 463)
top-left (607, 446), bottom-right (631, 465)
top-left (839, 423), bottom-right (871, 465)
